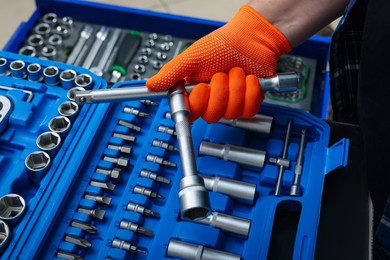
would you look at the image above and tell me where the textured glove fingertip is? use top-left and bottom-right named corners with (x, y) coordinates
top-left (242, 74), bottom-right (261, 117)
top-left (188, 83), bottom-right (210, 120)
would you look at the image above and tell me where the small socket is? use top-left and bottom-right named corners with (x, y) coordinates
top-left (18, 46), bottom-right (37, 57)
top-left (48, 116), bottom-right (71, 137)
top-left (58, 101), bottom-right (79, 119)
top-left (25, 151), bottom-right (51, 185)
top-left (36, 131), bottom-right (61, 156)
top-left (60, 69), bottom-right (77, 89)
top-left (0, 194), bottom-right (26, 225)
top-left (75, 74), bottom-right (93, 89)
top-left (67, 87), bottom-right (85, 101)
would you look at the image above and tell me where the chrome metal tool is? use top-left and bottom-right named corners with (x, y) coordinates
top-left (74, 73), bottom-right (299, 104)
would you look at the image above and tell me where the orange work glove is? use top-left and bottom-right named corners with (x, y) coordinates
top-left (146, 4), bottom-right (291, 122)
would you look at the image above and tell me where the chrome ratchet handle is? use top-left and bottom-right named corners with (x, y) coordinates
top-left (74, 72), bottom-right (299, 104)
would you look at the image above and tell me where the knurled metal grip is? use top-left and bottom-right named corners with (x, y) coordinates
top-left (168, 84), bottom-right (210, 220)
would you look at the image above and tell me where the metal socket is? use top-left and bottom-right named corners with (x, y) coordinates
top-left (34, 23), bottom-right (51, 38)
top-left (199, 141), bottom-right (266, 170)
top-left (0, 58), bottom-right (9, 76)
top-left (201, 175), bottom-right (256, 204)
top-left (198, 211), bottom-right (251, 237)
top-left (48, 116), bottom-right (71, 137)
top-left (42, 13), bottom-right (58, 26)
top-left (36, 131), bottom-right (62, 156)
top-left (0, 220), bottom-right (11, 254)
top-left (219, 114), bottom-right (273, 136)
top-left (43, 66), bottom-right (59, 85)
top-left (75, 74), bottom-right (93, 89)
top-left (27, 34), bottom-right (44, 49)
top-left (18, 46), bottom-right (37, 57)
top-left (58, 101), bottom-right (79, 120)
top-left (25, 151), bottom-right (51, 185)
top-left (167, 240), bottom-right (241, 260)
top-left (60, 69), bottom-right (76, 89)
top-left (10, 60), bottom-right (26, 79)
top-left (48, 34), bottom-right (63, 46)
top-left (27, 63), bottom-right (42, 82)
top-left (41, 45), bottom-right (57, 59)
top-left (0, 194), bottom-right (26, 226)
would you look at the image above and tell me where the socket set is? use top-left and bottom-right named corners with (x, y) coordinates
top-left (0, 50), bottom-right (348, 259)
top-left (16, 12), bottom-right (194, 83)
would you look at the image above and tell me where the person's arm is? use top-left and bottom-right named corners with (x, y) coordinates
top-left (248, 0), bottom-right (348, 47)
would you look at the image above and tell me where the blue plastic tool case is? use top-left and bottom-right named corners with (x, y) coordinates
top-left (0, 1), bottom-right (348, 259)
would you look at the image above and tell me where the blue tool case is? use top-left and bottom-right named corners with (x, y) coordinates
top-left (0, 1), bottom-right (348, 259)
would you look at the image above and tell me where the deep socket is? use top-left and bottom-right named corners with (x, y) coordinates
top-left (167, 240), bottom-right (241, 260)
top-left (199, 141), bottom-right (266, 170)
top-left (219, 114), bottom-right (273, 136)
top-left (201, 175), bottom-right (256, 204)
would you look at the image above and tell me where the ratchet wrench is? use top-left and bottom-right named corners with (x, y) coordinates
top-left (74, 72), bottom-right (299, 104)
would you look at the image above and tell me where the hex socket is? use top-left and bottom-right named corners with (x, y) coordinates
top-left (27, 63), bottom-right (42, 82)
top-left (67, 87), bottom-right (85, 101)
top-left (199, 141), bottom-right (266, 170)
top-left (25, 151), bottom-right (51, 185)
top-left (201, 175), bottom-right (256, 204)
top-left (197, 211), bottom-right (251, 237)
top-left (60, 69), bottom-right (76, 89)
top-left (48, 116), bottom-right (71, 137)
top-left (0, 194), bottom-right (26, 226)
top-left (75, 74), bottom-right (93, 89)
top-left (18, 46), bottom-right (37, 57)
top-left (219, 114), bottom-right (273, 136)
top-left (43, 66), bottom-right (59, 85)
top-left (10, 60), bottom-right (26, 79)
top-left (36, 131), bottom-right (62, 156)
top-left (0, 58), bottom-right (9, 76)
top-left (167, 240), bottom-right (241, 260)
top-left (0, 220), bottom-right (11, 254)
top-left (58, 101), bottom-right (79, 120)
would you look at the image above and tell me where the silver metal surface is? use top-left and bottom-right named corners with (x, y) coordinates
top-left (126, 202), bottom-right (160, 218)
top-left (48, 116), bottom-right (71, 137)
top-left (27, 63), bottom-right (42, 82)
top-left (274, 120), bottom-right (293, 196)
top-left (90, 28), bottom-right (122, 76)
top-left (27, 34), bottom-right (44, 49)
top-left (67, 87), bottom-right (85, 101)
top-left (0, 220), bottom-right (11, 254)
top-left (25, 151), bottom-right (51, 185)
top-left (36, 131), bottom-right (62, 156)
top-left (169, 84), bottom-right (210, 220)
top-left (48, 34), bottom-right (62, 46)
top-left (66, 25), bottom-right (94, 65)
top-left (167, 240), bottom-right (241, 260)
top-left (60, 69), bottom-right (76, 89)
top-left (199, 141), bottom-right (266, 169)
top-left (75, 74), bottom-right (93, 89)
top-left (42, 13), bottom-right (58, 26)
top-left (0, 95), bottom-right (12, 134)
top-left (198, 211), bottom-right (251, 237)
top-left (201, 175), bottom-right (256, 204)
top-left (0, 58), bottom-right (9, 76)
top-left (58, 101), bottom-right (79, 120)
top-left (112, 238), bottom-right (146, 254)
top-left (133, 185), bottom-right (164, 199)
top-left (0, 194), bottom-right (26, 226)
top-left (96, 167), bottom-right (122, 180)
top-left (82, 26), bottom-right (109, 69)
top-left (34, 23), bottom-right (51, 38)
top-left (10, 60), bottom-right (26, 79)
top-left (18, 45), bottom-right (36, 57)
top-left (40, 45), bottom-right (57, 59)
top-left (73, 73), bottom-right (298, 104)
top-left (290, 129), bottom-right (306, 196)
top-left (43, 66), bottom-right (59, 85)
top-left (219, 114), bottom-right (273, 136)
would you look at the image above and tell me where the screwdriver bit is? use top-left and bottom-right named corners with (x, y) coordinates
top-left (108, 144), bottom-right (132, 154)
top-left (112, 238), bottom-right (146, 254)
top-left (126, 202), bottom-right (160, 218)
top-left (140, 99), bottom-right (158, 106)
top-left (140, 169), bottom-right (171, 184)
top-left (113, 132), bottom-right (136, 142)
top-left (96, 167), bottom-right (122, 180)
top-left (103, 155), bottom-right (129, 167)
top-left (78, 207), bottom-right (106, 220)
top-left (118, 119), bottom-right (141, 132)
top-left (152, 139), bottom-right (179, 152)
top-left (65, 235), bottom-right (92, 248)
top-left (56, 251), bottom-right (83, 260)
top-left (146, 154), bottom-right (176, 168)
top-left (71, 220), bottom-right (98, 234)
top-left (119, 220), bottom-right (154, 237)
top-left (157, 125), bottom-right (176, 136)
top-left (134, 185), bottom-right (165, 199)
top-left (123, 106), bottom-right (151, 118)
top-left (84, 194), bottom-right (112, 205)
top-left (90, 180), bottom-right (116, 191)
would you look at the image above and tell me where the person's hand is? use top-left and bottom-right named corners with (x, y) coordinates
top-left (146, 4), bottom-right (291, 122)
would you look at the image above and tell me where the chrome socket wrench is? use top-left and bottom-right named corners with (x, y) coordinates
top-left (169, 84), bottom-right (211, 220)
top-left (167, 240), bottom-right (241, 260)
top-left (199, 141), bottom-right (266, 170)
top-left (73, 73), bottom-right (299, 104)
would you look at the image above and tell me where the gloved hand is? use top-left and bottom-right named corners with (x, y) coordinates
top-left (146, 4), bottom-right (291, 122)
